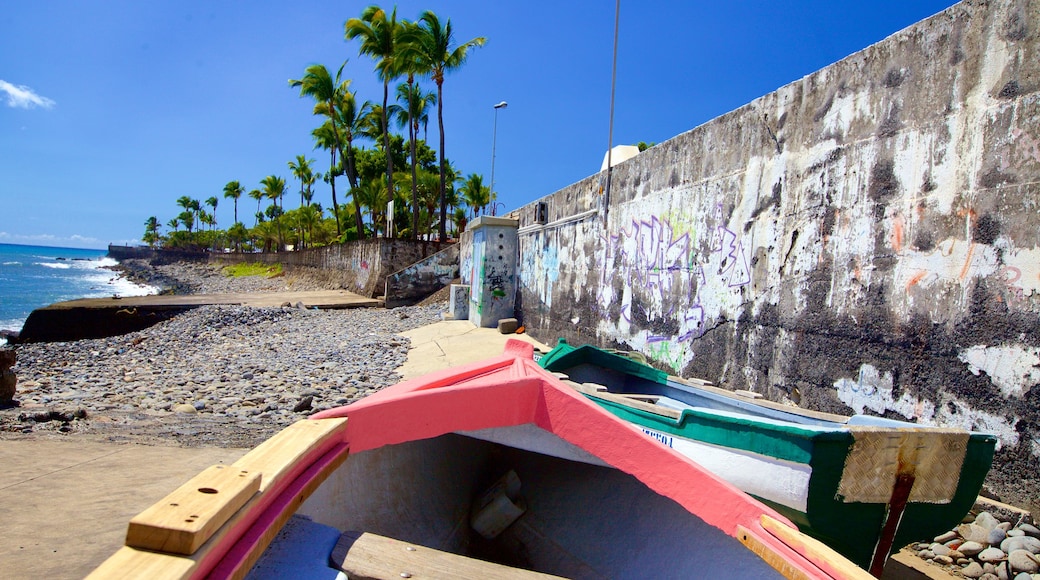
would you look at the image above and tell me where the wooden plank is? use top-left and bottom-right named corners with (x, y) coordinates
top-left (125, 465), bottom-right (261, 555)
top-left (88, 418), bottom-right (349, 580)
top-left (232, 418), bottom-right (346, 493)
top-left (584, 390), bottom-right (682, 420)
top-left (222, 442), bottom-right (350, 580)
top-left (330, 531), bottom-right (567, 580)
top-left (736, 524), bottom-right (814, 580)
top-left (759, 515), bottom-right (874, 580)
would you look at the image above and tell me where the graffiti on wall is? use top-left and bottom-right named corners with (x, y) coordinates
top-left (594, 203), bottom-right (752, 370)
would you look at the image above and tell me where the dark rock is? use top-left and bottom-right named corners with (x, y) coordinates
top-left (292, 396), bottom-right (313, 413)
top-left (497, 318), bottom-right (519, 334)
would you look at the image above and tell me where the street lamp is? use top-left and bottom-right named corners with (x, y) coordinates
top-left (490, 101), bottom-right (508, 216)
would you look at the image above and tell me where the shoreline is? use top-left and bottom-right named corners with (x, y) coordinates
top-left (0, 259), bottom-right (446, 447)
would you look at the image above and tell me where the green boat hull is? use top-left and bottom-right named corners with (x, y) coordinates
top-left (538, 340), bottom-right (997, 570)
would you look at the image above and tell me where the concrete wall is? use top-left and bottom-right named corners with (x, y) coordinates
top-left (384, 243), bottom-right (460, 308)
top-left (514, 0), bottom-right (1040, 508)
top-left (210, 240), bottom-right (449, 298)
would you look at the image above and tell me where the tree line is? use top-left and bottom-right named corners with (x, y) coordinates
top-left (143, 5), bottom-right (498, 252)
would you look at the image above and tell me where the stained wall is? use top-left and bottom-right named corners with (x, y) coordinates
top-left (515, 0), bottom-right (1040, 507)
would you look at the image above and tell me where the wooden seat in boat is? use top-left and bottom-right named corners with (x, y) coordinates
top-left (330, 531), bottom-right (567, 580)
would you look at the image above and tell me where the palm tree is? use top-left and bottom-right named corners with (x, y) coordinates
top-left (291, 63), bottom-right (351, 237)
top-left (223, 180), bottom-right (244, 224)
top-left (142, 216), bottom-right (160, 247)
top-left (333, 90), bottom-right (371, 237)
top-left (346, 6), bottom-right (402, 211)
top-left (205, 196), bottom-right (219, 230)
top-left (411, 10), bottom-right (486, 241)
top-left (261, 176), bottom-right (286, 250)
top-left (248, 188), bottom-right (264, 226)
top-left (166, 217), bottom-right (179, 233)
top-left (394, 80), bottom-right (437, 239)
top-left (459, 173), bottom-right (490, 218)
top-left (288, 155), bottom-right (316, 208)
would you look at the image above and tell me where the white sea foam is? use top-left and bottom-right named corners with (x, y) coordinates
top-left (2, 261), bottom-right (21, 266)
top-left (38, 261), bottom-right (71, 269)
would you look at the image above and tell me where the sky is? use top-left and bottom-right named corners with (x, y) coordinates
top-left (1, 0), bottom-right (959, 250)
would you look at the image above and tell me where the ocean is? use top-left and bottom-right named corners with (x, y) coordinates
top-left (0, 243), bottom-right (157, 339)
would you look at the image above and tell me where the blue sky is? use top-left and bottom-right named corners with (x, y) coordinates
top-left (1, 1), bottom-right (958, 249)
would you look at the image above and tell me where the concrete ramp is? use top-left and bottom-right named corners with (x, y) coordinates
top-left (14, 291), bottom-right (382, 343)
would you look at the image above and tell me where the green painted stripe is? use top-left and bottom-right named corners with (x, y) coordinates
top-left (590, 395), bottom-right (850, 464)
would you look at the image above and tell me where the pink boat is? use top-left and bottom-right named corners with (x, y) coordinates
top-left (90, 340), bottom-right (870, 580)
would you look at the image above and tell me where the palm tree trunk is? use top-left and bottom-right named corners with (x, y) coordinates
top-left (436, 81), bottom-right (447, 242)
top-left (382, 80), bottom-right (393, 214)
top-left (345, 137), bottom-right (365, 237)
top-left (408, 78), bottom-right (419, 240)
top-left (329, 147), bottom-right (342, 236)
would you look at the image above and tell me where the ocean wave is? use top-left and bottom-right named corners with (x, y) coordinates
top-left (38, 262), bottom-right (71, 270)
top-left (2, 261), bottom-right (21, 266)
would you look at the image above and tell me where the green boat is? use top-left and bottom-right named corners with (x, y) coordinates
top-left (538, 339), bottom-right (997, 575)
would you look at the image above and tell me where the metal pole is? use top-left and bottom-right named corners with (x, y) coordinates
top-left (490, 101), bottom-right (507, 216)
top-left (604, 0), bottom-right (620, 221)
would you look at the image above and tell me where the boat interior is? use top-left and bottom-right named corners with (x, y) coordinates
top-left (557, 360), bottom-right (924, 430)
top-left (247, 426), bottom-right (785, 579)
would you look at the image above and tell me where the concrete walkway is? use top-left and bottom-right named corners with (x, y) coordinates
top-left (46, 290), bottom-right (383, 310)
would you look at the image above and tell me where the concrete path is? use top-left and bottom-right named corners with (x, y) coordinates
top-left (43, 289), bottom-right (383, 310)
top-left (395, 320), bottom-right (550, 379)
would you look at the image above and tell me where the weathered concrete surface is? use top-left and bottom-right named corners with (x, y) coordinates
top-left (110, 239), bottom-right (450, 299)
top-left (515, 0), bottom-right (1040, 509)
top-left (383, 243), bottom-right (460, 308)
top-left (210, 239), bottom-right (449, 298)
top-left (466, 217), bottom-right (520, 328)
top-left (16, 290), bottom-right (381, 343)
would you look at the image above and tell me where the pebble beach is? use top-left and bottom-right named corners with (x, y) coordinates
top-left (0, 259), bottom-right (445, 447)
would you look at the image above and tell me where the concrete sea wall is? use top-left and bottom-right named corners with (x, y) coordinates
top-left (514, 0), bottom-right (1040, 507)
top-left (111, 240), bottom-right (450, 299)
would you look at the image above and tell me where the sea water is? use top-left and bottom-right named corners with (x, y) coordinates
top-left (0, 243), bottom-right (158, 339)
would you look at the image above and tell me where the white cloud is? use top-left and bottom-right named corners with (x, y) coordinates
top-left (0, 231), bottom-right (106, 249)
top-left (0, 80), bottom-right (55, 109)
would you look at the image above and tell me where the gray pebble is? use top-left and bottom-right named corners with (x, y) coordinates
top-left (962, 562), bottom-right (984, 578)
top-left (962, 542), bottom-right (986, 557)
top-left (1009, 550), bottom-right (1038, 574)
top-left (980, 547), bottom-right (1007, 562)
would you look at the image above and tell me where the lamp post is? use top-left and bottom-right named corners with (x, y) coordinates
top-left (490, 101), bottom-right (507, 216)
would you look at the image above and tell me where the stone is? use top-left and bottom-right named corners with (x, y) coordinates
top-left (935, 531), bottom-right (959, 543)
top-left (1014, 574), bottom-right (1033, 580)
top-left (497, 318), bottom-right (519, 334)
top-left (1003, 537), bottom-right (1040, 555)
top-left (1, 368), bottom-right (16, 403)
top-left (935, 555), bottom-right (954, 565)
top-left (962, 562), bottom-right (985, 579)
top-left (172, 403), bottom-right (197, 414)
top-left (1021, 525), bottom-right (1040, 539)
top-left (977, 513), bottom-right (1001, 531)
top-left (0, 347), bottom-right (15, 369)
top-left (1000, 523), bottom-right (1015, 532)
top-left (1011, 531), bottom-right (1028, 538)
top-left (980, 547), bottom-right (1007, 562)
top-left (1009, 551), bottom-right (1039, 574)
top-left (999, 562), bottom-right (1010, 580)
top-left (963, 524), bottom-right (993, 544)
top-left (992, 529), bottom-right (1011, 545)
top-left (292, 395), bottom-right (313, 413)
top-left (962, 542), bottom-right (986, 556)
top-left (932, 543), bottom-right (952, 556)
top-left (920, 550), bottom-right (935, 559)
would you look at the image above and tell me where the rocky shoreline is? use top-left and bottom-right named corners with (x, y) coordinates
top-left (0, 260), bottom-right (445, 447)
